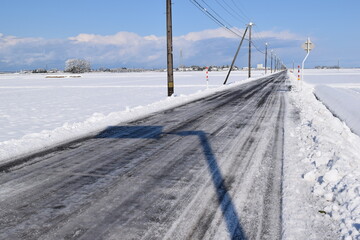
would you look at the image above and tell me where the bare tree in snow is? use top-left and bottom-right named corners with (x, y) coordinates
top-left (65, 59), bottom-right (91, 73)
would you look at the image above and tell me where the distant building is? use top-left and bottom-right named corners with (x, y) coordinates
top-left (257, 64), bottom-right (264, 70)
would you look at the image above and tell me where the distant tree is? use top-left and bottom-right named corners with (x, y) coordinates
top-left (98, 67), bottom-right (111, 72)
top-left (190, 65), bottom-right (205, 71)
top-left (65, 59), bottom-right (91, 73)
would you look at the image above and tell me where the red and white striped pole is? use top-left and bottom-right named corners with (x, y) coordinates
top-left (206, 67), bottom-right (209, 88)
top-left (297, 65), bottom-right (301, 81)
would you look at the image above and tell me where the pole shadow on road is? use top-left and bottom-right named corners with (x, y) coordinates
top-left (96, 126), bottom-right (163, 139)
top-left (96, 126), bottom-right (246, 239)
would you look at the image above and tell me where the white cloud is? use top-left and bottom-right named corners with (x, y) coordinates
top-left (175, 27), bottom-right (302, 42)
top-left (255, 30), bottom-right (303, 41)
top-left (0, 28), bottom-right (305, 71)
top-left (69, 32), bottom-right (163, 46)
top-left (177, 28), bottom-right (239, 41)
top-left (0, 33), bottom-right (41, 48)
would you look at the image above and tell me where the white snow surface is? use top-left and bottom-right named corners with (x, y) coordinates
top-left (0, 71), bottom-right (262, 163)
top-left (304, 69), bottom-right (360, 136)
top-left (1, 69), bottom-right (360, 239)
top-left (284, 71), bottom-right (360, 239)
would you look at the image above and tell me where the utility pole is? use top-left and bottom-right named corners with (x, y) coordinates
top-left (265, 43), bottom-right (268, 74)
top-left (166, 0), bottom-right (174, 96)
top-left (270, 50), bottom-right (273, 73)
top-left (179, 49), bottom-right (183, 70)
top-left (248, 22), bottom-right (253, 78)
top-left (274, 55), bottom-right (277, 72)
top-left (278, 58), bottom-right (280, 71)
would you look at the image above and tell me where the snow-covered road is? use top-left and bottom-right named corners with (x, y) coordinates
top-left (1, 72), bottom-right (286, 239)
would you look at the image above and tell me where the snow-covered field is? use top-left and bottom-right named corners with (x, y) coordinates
top-left (0, 70), bottom-right (263, 162)
top-left (1, 69), bottom-right (360, 239)
top-left (303, 69), bottom-right (360, 136)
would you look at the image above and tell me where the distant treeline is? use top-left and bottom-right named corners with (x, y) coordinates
top-left (315, 65), bottom-right (340, 69)
top-left (28, 65), bottom-right (239, 73)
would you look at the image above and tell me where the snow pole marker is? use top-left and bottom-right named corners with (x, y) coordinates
top-left (298, 65), bottom-right (302, 91)
top-left (206, 67), bottom-right (209, 89)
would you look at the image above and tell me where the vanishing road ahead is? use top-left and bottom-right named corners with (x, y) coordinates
top-left (0, 71), bottom-right (287, 239)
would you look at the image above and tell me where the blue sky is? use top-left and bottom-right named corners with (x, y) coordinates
top-left (0, 0), bottom-right (359, 71)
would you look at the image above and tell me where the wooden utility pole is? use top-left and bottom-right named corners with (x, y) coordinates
top-left (265, 43), bottom-right (268, 74)
top-left (166, 0), bottom-right (174, 96)
top-left (270, 50), bottom-right (273, 73)
top-left (248, 22), bottom-right (253, 78)
top-left (293, 60), bottom-right (295, 72)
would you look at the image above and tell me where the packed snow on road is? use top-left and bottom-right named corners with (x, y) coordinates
top-left (0, 69), bottom-right (359, 239)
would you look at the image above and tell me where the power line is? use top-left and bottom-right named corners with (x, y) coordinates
top-left (190, 0), bottom-right (265, 55)
top-left (189, 0), bottom-right (252, 42)
top-left (229, 0), bottom-right (251, 21)
top-left (189, 0), bottom-right (243, 38)
top-left (214, 0), bottom-right (248, 23)
top-left (189, 0), bottom-right (285, 65)
top-left (199, 0), bottom-right (237, 31)
top-left (222, 0), bottom-right (249, 22)
top-left (252, 26), bottom-right (269, 47)
top-left (201, 0), bottom-right (253, 39)
top-left (251, 41), bottom-right (266, 55)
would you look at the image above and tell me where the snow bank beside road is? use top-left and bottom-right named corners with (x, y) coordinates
top-left (284, 72), bottom-right (360, 239)
top-left (315, 85), bottom-right (360, 136)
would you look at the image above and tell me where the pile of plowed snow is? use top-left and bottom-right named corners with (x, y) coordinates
top-left (284, 72), bottom-right (360, 239)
